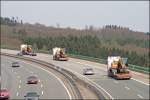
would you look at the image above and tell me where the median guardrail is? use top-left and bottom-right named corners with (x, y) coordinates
top-left (1, 52), bottom-right (82, 99)
top-left (1, 52), bottom-right (111, 99)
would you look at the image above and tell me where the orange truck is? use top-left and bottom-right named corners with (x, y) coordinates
top-left (53, 47), bottom-right (68, 61)
top-left (107, 56), bottom-right (131, 79)
top-left (20, 44), bottom-right (37, 56)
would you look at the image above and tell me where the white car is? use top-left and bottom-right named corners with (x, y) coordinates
top-left (83, 68), bottom-right (94, 75)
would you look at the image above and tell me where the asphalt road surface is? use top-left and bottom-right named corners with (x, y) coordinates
top-left (1, 49), bottom-right (149, 99)
top-left (0, 56), bottom-right (70, 99)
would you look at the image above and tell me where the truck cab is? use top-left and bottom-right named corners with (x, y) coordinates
top-left (20, 44), bottom-right (37, 56)
top-left (107, 56), bottom-right (131, 79)
top-left (53, 47), bottom-right (68, 61)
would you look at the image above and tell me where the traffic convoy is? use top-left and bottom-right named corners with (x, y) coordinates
top-left (1, 44), bottom-right (132, 99)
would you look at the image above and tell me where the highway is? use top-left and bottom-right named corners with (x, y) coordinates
top-left (1, 49), bottom-right (149, 99)
top-left (0, 55), bottom-right (70, 99)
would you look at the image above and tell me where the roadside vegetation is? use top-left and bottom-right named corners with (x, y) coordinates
top-left (1, 17), bottom-right (149, 67)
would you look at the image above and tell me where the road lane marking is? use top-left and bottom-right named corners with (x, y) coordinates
top-left (12, 69), bottom-right (14, 72)
top-left (39, 79), bottom-right (41, 82)
top-left (42, 91), bottom-right (44, 95)
top-left (113, 81), bottom-right (119, 84)
top-left (22, 61), bottom-right (72, 99)
top-left (137, 94), bottom-right (144, 99)
top-left (30, 71), bottom-right (34, 74)
top-left (41, 84), bottom-right (43, 88)
top-left (19, 80), bottom-right (22, 83)
top-left (19, 85), bottom-right (21, 89)
top-left (131, 78), bottom-right (149, 86)
top-left (17, 76), bottom-right (20, 79)
top-left (124, 86), bottom-right (130, 90)
top-left (16, 92), bottom-right (19, 96)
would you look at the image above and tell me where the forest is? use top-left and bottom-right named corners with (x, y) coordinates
top-left (1, 17), bottom-right (149, 67)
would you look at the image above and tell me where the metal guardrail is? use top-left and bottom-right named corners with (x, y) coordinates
top-left (128, 64), bottom-right (149, 74)
top-left (1, 47), bottom-right (149, 74)
top-left (1, 52), bottom-right (111, 99)
top-left (1, 52), bottom-right (82, 99)
top-left (34, 50), bottom-right (149, 74)
top-left (67, 54), bottom-right (149, 74)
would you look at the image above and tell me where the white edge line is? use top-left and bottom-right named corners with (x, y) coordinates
top-left (23, 61), bottom-right (72, 99)
top-left (131, 78), bottom-right (149, 86)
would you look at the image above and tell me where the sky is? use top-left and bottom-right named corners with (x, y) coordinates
top-left (1, 1), bottom-right (149, 32)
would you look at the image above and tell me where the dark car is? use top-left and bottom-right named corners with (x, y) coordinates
top-left (0, 89), bottom-right (10, 99)
top-left (27, 76), bottom-right (38, 84)
top-left (12, 62), bottom-right (20, 67)
top-left (17, 52), bottom-right (23, 56)
top-left (24, 92), bottom-right (39, 100)
top-left (30, 53), bottom-right (37, 56)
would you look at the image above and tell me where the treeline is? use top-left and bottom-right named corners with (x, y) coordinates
top-left (22, 36), bottom-right (149, 67)
top-left (0, 17), bottom-right (23, 26)
top-left (1, 16), bottom-right (149, 67)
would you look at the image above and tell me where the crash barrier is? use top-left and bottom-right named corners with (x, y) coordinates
top-left (128, 64), bottom-right (149, 74)
top-left (68, 54), bottom-right (149, 74)
top-left (1, 53), bottom-right (82, 99)
top-left (2, 47), bottom-right (149, 74)
top-left (1, 53), bottom-right (111, 99)
top-left (37, 50), bottom-right (149, 74)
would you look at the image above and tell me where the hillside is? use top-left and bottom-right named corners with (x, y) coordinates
top-left (1, 17), bottom-right (149, 67)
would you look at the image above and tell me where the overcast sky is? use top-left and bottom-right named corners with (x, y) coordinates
top-left (1, 1), bottom-right (149, 32)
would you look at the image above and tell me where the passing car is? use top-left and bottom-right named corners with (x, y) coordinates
top-left (29, 53), bottom-right (37, 56)
top-left (12, 62), bottom-right (20, 67)
top-left (83, 68), bottom-right (94, 75)
top-left (27, 76), bottom-right (38, 84)
top-left (17, 52), bottom-right (23, 56)
top-left (0, 89), bottom-right (10, 99)
top-left (24, 92), bottom-right (39, 100)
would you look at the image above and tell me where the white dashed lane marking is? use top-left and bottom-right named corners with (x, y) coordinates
top-left (137, 94), bottom-right (144, 99)
top-left (17, 76), bottom-right (20, 79)
top-left (19, 80), bottom-right (22, 83)
top-left (19, 85), bottom-right (21, 89)
top-left (42, 91), bottom-right (44, 95)
top-left (16, 92), bottom-right (19, 96)
top-left (41, 84), bottom-right (43, 88)
top-left (113, 81), bottom-right (119, 84)
top-left (124, 86), bottom-right (130, 90)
